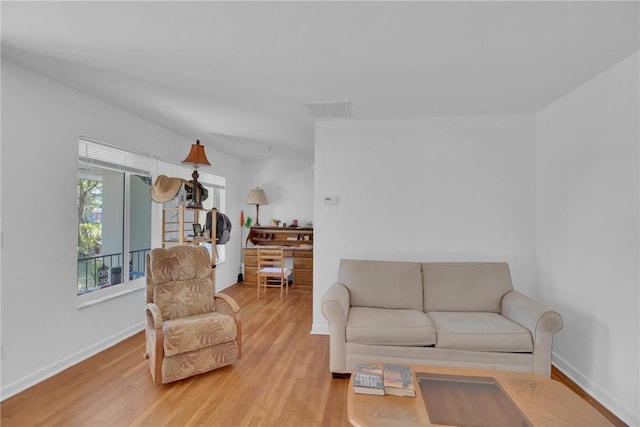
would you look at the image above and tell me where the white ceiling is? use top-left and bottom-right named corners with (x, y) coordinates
top-left (2, 1), bottom-right (638, 160)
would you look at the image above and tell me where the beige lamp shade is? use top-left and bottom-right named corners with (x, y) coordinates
top-left (182, 140), bottom-right (211, 166)
top-left (245, 188), bottom-right (269, 205)
top-left (245, 188), bottom-right (268, 226)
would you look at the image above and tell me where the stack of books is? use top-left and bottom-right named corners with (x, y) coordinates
top-left (352, 363), bottom-right (416, 397)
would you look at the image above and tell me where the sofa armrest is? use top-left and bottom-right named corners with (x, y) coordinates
top-left (501, 290), bottom-right (562, 377)
top-left (322, 283), bottom-right (350, 320)
top-left (321, 283), bottom-right (351, 374)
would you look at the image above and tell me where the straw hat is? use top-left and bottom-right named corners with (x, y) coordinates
top-left (151, 175), bottom-right (184, 202)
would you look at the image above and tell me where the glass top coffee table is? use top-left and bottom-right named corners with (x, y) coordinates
top-left (347, 365), bottom-right (613, 427)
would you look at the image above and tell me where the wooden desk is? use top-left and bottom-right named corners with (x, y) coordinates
top-left (243, 245), bottom-right (313, 291)
top-left (246, 226), bottom-right (313, 247)
top-left (347, 365), bottom-right (613, 427)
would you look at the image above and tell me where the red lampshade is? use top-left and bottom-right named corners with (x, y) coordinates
top-left (182, 140), bottom-right (211, 166)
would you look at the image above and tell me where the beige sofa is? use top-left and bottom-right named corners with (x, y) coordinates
top-left (321, 260), bottom-right (562, 377)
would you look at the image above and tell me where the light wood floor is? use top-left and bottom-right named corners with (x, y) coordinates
top-left (1, 282), bottom-right (625, 426)
top-left (1, 284), bottom-right (349, 427)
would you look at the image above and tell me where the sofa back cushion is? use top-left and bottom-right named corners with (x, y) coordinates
top-left (422, 262), bottom-right (513, 313)
top-left (338, 259), bottom-right (423, 310)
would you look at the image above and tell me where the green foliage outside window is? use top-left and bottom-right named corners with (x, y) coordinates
top-left (78, 223), bottom-right (101, 258)
top-left (77, 178), bottom-right (102, 258)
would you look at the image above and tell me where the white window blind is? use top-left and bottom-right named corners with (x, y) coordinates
top-left (79, 137), bottom-right (151, 175)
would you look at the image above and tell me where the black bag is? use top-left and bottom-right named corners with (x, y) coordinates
top-left (206, 211), bottom-right (232, 245)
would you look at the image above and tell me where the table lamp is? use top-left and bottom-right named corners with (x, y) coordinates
top-left (245, 187), bottom-right (268, 226)
top-left (182, 139), bottom-right (210, 208)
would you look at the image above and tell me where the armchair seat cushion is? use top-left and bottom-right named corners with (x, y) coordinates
top-left (163, 312), bottom-right (237, 357)
top-left (347, 307), bottom-right (436, 346)
top-left (428, 312), bottom-right (533, 353)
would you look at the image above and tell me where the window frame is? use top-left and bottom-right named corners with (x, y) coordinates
top-left (76, 137), bottom-right (227, 307)
top-left (77, 138), bottom-right (152, 304)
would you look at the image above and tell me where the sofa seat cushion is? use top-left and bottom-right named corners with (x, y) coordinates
top-left (347, 307), bottom-right (436, 346)
top-left (428, 312), bottom-right (533, 353)
top-left (163, 312), bottom-right (237, 357)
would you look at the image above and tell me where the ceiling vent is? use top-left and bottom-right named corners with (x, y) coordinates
top-left (305, 100), bottom-right (351, 119)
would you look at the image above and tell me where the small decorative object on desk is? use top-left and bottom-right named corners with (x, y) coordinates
top-left (353, 363), bottom-right (385, 395)
top-left (383, 364), bottom-right (416, 397)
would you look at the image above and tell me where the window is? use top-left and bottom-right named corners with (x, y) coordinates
top-left (77, 139), bottom-right (151, 295)
top-left (77, 138), bottom-right (227, 298)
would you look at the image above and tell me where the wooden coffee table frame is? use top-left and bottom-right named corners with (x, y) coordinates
top-left (347, 365), bottom-right (613, 427)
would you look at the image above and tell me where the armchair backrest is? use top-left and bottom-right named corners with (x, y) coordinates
top-left (146, 246), bottom-right (216, 320)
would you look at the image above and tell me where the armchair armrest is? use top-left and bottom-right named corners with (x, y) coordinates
top-left (501, 290), bottom-right (562, 377)
top-left (214, 292), bottom-right (240, 313)
top-left (214, 292), bottom-right (242, 359)
top-left (144, 302), bottom-right (164, 384)
top-left (321, 283), bottom-right (351, 374)
top-left (145, 303), bottom-right (163, 329)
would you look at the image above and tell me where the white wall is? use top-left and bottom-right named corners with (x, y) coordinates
top-left (242, 158), bottom-right (314, 229)
top-left (536, 51), bottom-right (639, 425)
top-left (0, 59), bottom-right (244, 398)
top-left (312, 114), bottom-right (538, 333)
top-left (0, 55), bottom-right (4, 391)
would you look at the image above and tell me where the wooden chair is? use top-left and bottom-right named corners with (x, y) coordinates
top-left (257, 248), bottom-right (292, 299)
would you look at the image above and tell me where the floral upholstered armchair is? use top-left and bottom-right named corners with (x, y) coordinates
top-left (144, 245), bottom-right (241, 384)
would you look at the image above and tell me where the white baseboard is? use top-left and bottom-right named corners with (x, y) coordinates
top-left (1, 322), bottom-right (144, 401)
top-left (217, 280), bottom-right (238, 292)
top-left (311, 322), bottom-right (329, 335)
top-left (552, 352), bottom-right (639, 426)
